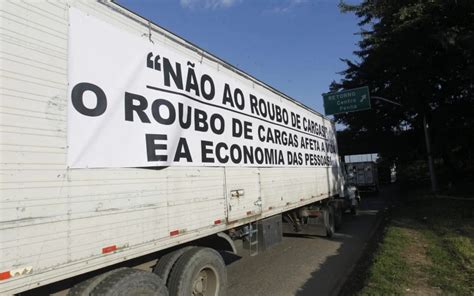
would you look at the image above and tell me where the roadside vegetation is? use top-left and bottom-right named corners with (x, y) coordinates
top-left (359, 196), bottom-right (474, 295)
top-left (330, 0), bottom-right (474, 293)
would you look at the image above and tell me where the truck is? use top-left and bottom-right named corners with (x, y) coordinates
top-left (0, 1), bottom-right (359, 295)
top-left (345, 161), bottom-right (379, 192)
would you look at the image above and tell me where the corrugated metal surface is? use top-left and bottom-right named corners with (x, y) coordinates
top-left (0, 1), bottom-right (341, 294)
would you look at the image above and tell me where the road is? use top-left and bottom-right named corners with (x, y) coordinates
top-left (225, 190), bottom-right (391, 296)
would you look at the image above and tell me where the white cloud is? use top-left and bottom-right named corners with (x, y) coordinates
top-left (268, 0), bottom-right (309, 14)
top-left (290, 0), bottom-right (308, 4)
top-left (180, 0), bottom-right (241, 10)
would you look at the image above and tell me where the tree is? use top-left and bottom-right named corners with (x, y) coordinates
top-left (334, 0), bottom-right (474, 187)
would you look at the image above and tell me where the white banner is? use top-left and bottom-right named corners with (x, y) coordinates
top-left (68, 8), bottom-right (338, 168)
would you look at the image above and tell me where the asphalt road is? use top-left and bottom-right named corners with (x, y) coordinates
top-left (225, 190), bottom-right (391, 296)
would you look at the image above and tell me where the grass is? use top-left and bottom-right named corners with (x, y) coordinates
top-left (423, 229), bottom-right (474, 294)
top-left (358, 227), bottom-right (411, 295)
top-left (358, 197), bottom-right (474, 295)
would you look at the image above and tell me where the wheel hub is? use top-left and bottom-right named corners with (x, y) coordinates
top-left (193, 270), bottom-right (209, 295)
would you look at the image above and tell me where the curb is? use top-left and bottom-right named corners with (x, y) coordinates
top-left (335, 206), bottom-right (392, 296)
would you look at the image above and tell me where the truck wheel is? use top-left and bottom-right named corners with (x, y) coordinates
top-left (350, 206), bottom-right (357, 216)
top-left (324, 205), bottom-right (335, 238)
top-left (91, 268), bottom-right (168, 296)
top-left (68, 268), bottom-right (129, 296)
top-left (334, 204), bottom-right (343, 230)
top-left (153, 246), bottom-right (195, 286)
top-left (351, 200), bottom-right (359, 216)
top-left (168, 247), bottom-right (227, 296)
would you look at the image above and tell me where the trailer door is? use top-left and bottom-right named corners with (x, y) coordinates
top-left (224, 168), bottom-right (262, 222)
top-left (365, 164), bottom-right (374, 185)
top-left (356, 164), bottom-right (366, 185)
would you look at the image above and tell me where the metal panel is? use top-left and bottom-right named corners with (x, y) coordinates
top-left (225, 167), bottom-right (262, 222)
top-left (257, 214), bottom-right (282, 251)
top-left (0, 2), bottom-right (226, 293)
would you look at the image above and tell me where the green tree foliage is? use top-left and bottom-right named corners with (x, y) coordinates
top-left (334, 0), bottom-right (474, 183)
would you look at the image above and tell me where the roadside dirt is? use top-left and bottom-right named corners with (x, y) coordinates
top-left (395, 219), bottom-right (442, 295)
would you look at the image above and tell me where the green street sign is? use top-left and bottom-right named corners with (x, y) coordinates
top-left (323, 86), bottom-right (371, 115)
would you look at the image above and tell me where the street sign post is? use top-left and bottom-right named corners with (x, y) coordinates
top-left (323, 86), bottom-right (371, 115)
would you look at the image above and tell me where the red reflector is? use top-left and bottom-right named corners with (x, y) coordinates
top-left (170, 230), bottom-right (179, 236)
top-left (214, 219), bottom-right (221, 225)
top-left (0, 271), bottom-right (11, 281)
top-left (102, 245), bottom-right (117, 254)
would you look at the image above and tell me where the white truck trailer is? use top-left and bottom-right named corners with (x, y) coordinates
top-left (0, 1), bottom-right (358, 295)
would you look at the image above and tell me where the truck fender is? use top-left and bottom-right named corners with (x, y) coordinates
top-left (193, 232), bottom-right (237, 255)
top-left (216, 232), bottom-right (237, 254)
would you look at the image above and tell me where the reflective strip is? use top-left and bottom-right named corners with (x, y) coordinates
top-left (0, 271), bottom-right (11, 281)
top-left (102, 245), bottom-right (117, 254)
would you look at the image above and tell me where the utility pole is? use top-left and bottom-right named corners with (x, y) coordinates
top-left (423, 113), bottom-right (438, 193)
top-left (371, 96), bottom-right (438, 193)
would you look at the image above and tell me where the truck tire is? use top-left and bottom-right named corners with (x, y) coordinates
top-left (351, 199), bottom-right (359, 216)
top-left (324, 205), bottom-right (335, 238)
top-left (350, 206), bottom-right (358, 216)
top-left (153, 246), bottom-right (195, 286)
top-left (68, 267), bottom-right (129, 296)
top-left (91, 268), bottom-right (168, 296)
top-left (334, 203), bottom-right (343, 230)
top-left (168, 247), bottom-right (227, 296)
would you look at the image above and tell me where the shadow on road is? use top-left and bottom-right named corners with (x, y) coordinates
top-left (295, 185), bottom-right (397, 296)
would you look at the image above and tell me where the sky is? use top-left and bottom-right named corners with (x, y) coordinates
top-left (116, 0), bottom-right (362, 116)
